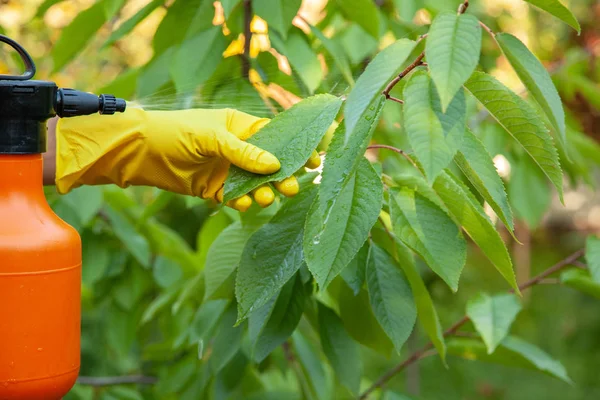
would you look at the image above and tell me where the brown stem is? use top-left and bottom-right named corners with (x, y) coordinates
top-left (368, 144), bottom-right (419, 171)
top-left (387, 96), bottom-right (404, 104)
top-left (358, 249), bottom-right (584, 399)
top-left (479, 20), bottom-right (495, 36)
top-left (77, 375), bottom-right (157, 386)
top-left (458, 0), bottom-right (469, 14)
top-left (282, 341), bottom-right (295, 363)
top-left (242, 0), bottom-right (252, 79)
top-left (382, 52), bottom-right (425, 99)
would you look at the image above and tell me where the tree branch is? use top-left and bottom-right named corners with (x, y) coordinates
top-left (359, 248), bottom-right (585, 399)
top-left (367, 144), bottom-right (416, 168)
top-left (77, 375), bottom-right (157, 386)
top-left (382, 51), bottom-right (425, 100)
top-left (479, 20), bottom-right (495, 37)
top-left (242, 0), bottom-right (252, 79)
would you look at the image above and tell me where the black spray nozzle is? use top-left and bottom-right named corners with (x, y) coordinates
top-left (54, 88), bottom-right (127, 118)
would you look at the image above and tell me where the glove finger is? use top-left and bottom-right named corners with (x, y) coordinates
top-left (226, 194), bottom-right (253, 212)
top-left (215, 186), bottom-right (224, 203)
top-left (304, 150), bottom-right (321, 169)
top-left (252, 185), bottom-right (275, 208)
top-left (273, 176), bottom-right (299, 197)
top-left (220, 131), bottom-right (280, 175)
top-left (226, 109), bottom-right (270, 140)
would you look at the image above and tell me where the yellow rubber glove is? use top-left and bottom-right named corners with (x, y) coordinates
top-left (55, 107), bottom-right (317, 211)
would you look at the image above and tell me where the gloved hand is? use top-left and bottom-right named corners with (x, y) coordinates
top-left (54, 107), bottom-right (322, 211)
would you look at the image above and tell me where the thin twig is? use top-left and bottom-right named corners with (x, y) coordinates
top-left (368, 144), bottom-right (417, 169)
top-left (479, 20), bottom-right (495, 37)
top-left (77, 375), bottom-right (157, 386)
top-left (387, 96), bottom-right (404, 104)
top-left (573, 260), bottom-right (588, 269)
top-left (359, 249), bottom-right (584, 399)
top-left (457, 0), bottom-right (469, 14)
top-left (536, 278), bottom-right (561, 285)
top-left (242, 0), bottom-right (252, 79)
top-left (282, 341), bottom-right (295, 363)
top-left (382, 52), bottom-right (425, 99)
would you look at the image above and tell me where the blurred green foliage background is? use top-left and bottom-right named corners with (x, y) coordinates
top-left (1, 0), bottom-right (599, 398)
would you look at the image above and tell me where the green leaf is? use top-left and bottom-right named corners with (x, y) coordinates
top-left (426, 12), bottom-right (482, 111)
top-left (293, 331), bottom-right (333, 400)
top-left (466, 293), bottom-right (522, 354)
top-left (464, 71), bottom-right (563, 201)
top-left (338, 280), bottom-right (394, 355)
top-left (560, 269), bottom-right (600, 300)
top-left (104, 205), bottom-right (151, 268)
top-left (585, 235), bottom-right (600, 283)
top-left (81, 234), bottom-right (110, 286)
top-left (305, 158), bottom-right (383, 289)
top-left (144, 221), bottom-right (197, 273)
top-left (318, 303), bottom-right (363, 395)
top-left (508, 156), bottom-right (551, 229)
top-left (336, 0), bottom-right (380, 39)
top-left (340, 242), bottom-right (369, 295)
top-left (152, 0), bottom-right (204, 55)
top-left (221, 0), bottom-right (241, 19)
top-left (171, 26), bottom-right (227, 93)
top-left (189, 299), bottom-right (229, 343)
top-left (112, 263), bottom-right (151, 310)
top-left (389, 187), bottom-right (466, 292)
top-left (394, 0), bottom-right (421, 21)
top-left (212, 79), bottom-right (270, 118)
top-left (104, 0), bottom-right (164, 47)
top-left (523, 0), bottom-right (580, 33)
top-left (204, 222), bottom-right (250, 301)
top-left (392, 174), bottom-right (447, 210)
top-left (209, 303), bottom-right (245, 374)
top-left (34, 0), bottom-right (65, 18)
top-left (344, 39), bottom-right (417, 140)
top-left (454, 128), bottom-right (514, 233)
top-left (336, 23), bottom-right (379, 66)
top-left (141, 285), bottom-right (180, 324)
top-left (254, 0), bottom-right (301, 39)
top-left (447, 336), bottom-right (572, 383)
top-left (320, 97), bottom-right (384, 217)
top-left (366, 243), bottom-right (417, 352)
top-left (172, 273), bottom-right (203, 314)
top-left (269, 30), bottom-right (324, 94)
top-left (391, 238), bottom-right (447, 363)
top-left (308, 23), bottom-right (355, 87)
top-left (153, 256), bottom-right (183, 288)
top-left (104, 0), bottom-right (126, 19)
top-left (249, 275), bottom-right (307, 362)
top-left (197, 211), bottom-right (231, 265)
top-left (136, 47), bottom-right (176, 98)
top-left (140, 191), bottom-right (174, 222)
top-left (496, 33), bottom-right (566, 147)
top-left (403, 71), bottom-right (466, 182)
top-left (61, 186), bottom-right (103, 227)
top-left (236, 185), bottom-right (317, 322)
top-left (51, 0), bottom-right (111, 72)
top-left (224, 94), bottom-right (342, 202)
top-left (433, 170), bottom-right (518, 291)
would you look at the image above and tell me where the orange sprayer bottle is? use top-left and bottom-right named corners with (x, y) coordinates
top-left (0, 35), bottom-right (126, 399)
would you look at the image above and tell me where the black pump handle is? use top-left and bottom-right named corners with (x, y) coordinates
top-left (0, 34), bottom-right (36, 80)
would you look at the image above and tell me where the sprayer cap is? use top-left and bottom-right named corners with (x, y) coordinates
top-left (0, 34), bottom-right (57, 153)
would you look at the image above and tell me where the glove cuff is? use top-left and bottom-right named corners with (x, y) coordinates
top-left (54, 107), bottom-right (152, 194)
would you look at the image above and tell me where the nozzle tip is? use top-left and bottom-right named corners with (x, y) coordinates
top-left (99, 94), bottom-right (127, 115)
top-left (116, 98), bottom-right (126, 113)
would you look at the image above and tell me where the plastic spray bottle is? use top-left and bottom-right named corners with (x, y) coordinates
top-left (0, 35), bottom-right (126, 400)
